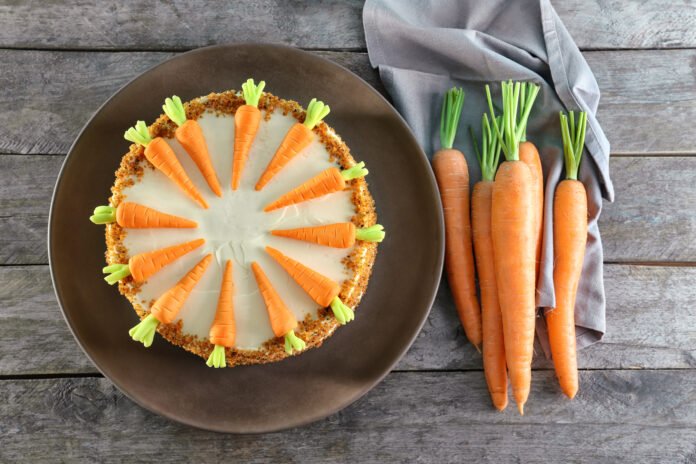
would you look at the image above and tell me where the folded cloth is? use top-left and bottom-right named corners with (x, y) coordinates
top-left (363, 0), bottom-right (614, 352)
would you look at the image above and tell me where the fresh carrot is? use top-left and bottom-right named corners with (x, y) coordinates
top-left (232, 79), bottom-right (266, 190)
top-left (264, 162), bottom-right (368, 212)
top-left (129, 254), bottom-right (212, 347)
top-left (432, 87), bottom-right (482, 350)
top-left (546, 111), bottom-right (588, 399)
top-left (470, 114), bottom-right (507, 411)
top-left (265, 246), bottom-right (354, 324)
top-left (250, 261), bottom-right (306, 354)
top-left (207, 260), bottom-right (236, 368)
top-left (163, 95), bottom-right (222, 197)
top-left (102, 238), bottom-right (205, 285)
top-left (89, 202), bottom-right (197, 228)
top-left (124, 121), bottom-right (208, 209)
top-left (271, 223), bottom-right (385, 248)
top-left (255, 98), bottom-right (330, 190)
top-left (516, 83), bottom-right (544, 283)
top-left (486, 80), bottom-right (540, 415)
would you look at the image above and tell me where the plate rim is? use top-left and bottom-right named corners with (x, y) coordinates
top-left (48, 42), bottom-right (445, 433)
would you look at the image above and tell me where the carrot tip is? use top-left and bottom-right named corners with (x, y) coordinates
top-left (517, 403), bottom-right (525, 416)
top-left (473, 343), bottom-right (482, 354)
top-left (491, 393), bottom-right (508, 411)
top-left (206, 344), bottom-right (227, 368)
top-left (128, 313), bottom-right (159, 347)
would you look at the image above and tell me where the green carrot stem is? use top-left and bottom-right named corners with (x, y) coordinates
top-left (284, 330), bottom-right (306, 354)
top-left (89, 205), bottom-right (117, 224)
top-left (470, 114), bottom-right (503, 182)
top-left (124, 120), bottom-right (152, 147)
top-left (206, 344), bottom-right (227, 368)
top-left (128, 313), bottom-right (159, 348)
top-left (103, 263), bottom-right (131, 285)
top-left (330, 296), bottom-right (354, 325)
top-left (341, 161), bottom-right (368, 181)
top-left (439, 87), bottom-right (465, 150)
top-left (303, 98), bottom-right (330, 129)
top-left (241, 78), bottom-right (266, 108)
top-left (355, 224), bottom-right (386, 242)
top-left (559, 110), bottom-right (587, 180)
top-left (162, 95), bottom-right (187, 127)
top-left (485, 81), bottom-right (539, 162)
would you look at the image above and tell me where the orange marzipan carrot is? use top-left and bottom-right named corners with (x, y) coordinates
top-left (255, 123), bottom-right (313, 190)
top-left (117, 202), bottom-right (196, 228)
top-left (264, 167), bottom-right (344, 212)
top-left (250, 262), bottom-right (298, 337)
top-left (129, 238), bottom-right (205, 282)
top-left (176, 120), bottom-right (223, 197)
top-left (232, 79), bottom-right (266, 190)
top-left (519, 141), bottom-right (544, 284)
top-left (272, 223), bottom-right (356, 248)
top-left (209, 260), bottom-right (236, 347)
top-left (265, 246), bottom-right (340, 307)
top-left (150, 254), bottom-right (213, 324)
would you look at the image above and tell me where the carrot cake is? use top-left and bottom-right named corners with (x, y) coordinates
top-left (89, 80), bottom-right (383, 368)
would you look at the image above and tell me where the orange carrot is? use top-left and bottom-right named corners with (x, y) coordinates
top-left (255, 98), bottom-right (330, 190)
top-left (163, 95), bottom-right (222, 197)
top-left (102, 238), bottom-right (205, 285)
top-left (519, 142), bottom-right (543, 282)
top-left (470, 114), bottom-right (507, 411)
top-left (250, 262), bottom-right (306, 354)
top-left (265, 246), bottom-right (354, 324)
top-left (124, 121), bottom-right (208, 209)
top-left (206, 260), bottom-right (236, 368)
top-left (264, 162), bottom-right (368, 212)
top-left (433, 87), bottom-right (482, 350)
top-left (232, 79), bottom-right (265, 190)
top-left (486, 81), bottom-right (540, 415)
top-left (271, 223), bottom-right (385, 248)
top-left (89, 202), bottom-right (197, 228)
top-left (129, 254), bottom-right (212, 347)
top-left (546, 111), bottom-right (588, 399)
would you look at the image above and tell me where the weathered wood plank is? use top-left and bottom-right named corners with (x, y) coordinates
top-left (0, 0), bottom-right (694, 51)
top-left (0, 371), bottom-right (694, 463)
top-left (0, 49), bottom-right (693, 156)
top-left (1, 264), bottom-right (693, 376)
top-left (2, 155), bottom-right (692, 265)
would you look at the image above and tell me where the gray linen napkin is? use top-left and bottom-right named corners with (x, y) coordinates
top-left (363, 0), bottom-right (614, 351)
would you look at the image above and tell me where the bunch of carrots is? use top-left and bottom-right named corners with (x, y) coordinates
top-left (433, 83), bottom-right (589, 414)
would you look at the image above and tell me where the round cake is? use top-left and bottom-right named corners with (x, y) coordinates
top-left (91, 83), bottom-right (382, 368)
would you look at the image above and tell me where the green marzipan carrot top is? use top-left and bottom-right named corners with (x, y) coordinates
top-left (303, 98), bottom-right (330, 129)
top-left (559, 110), bottom-right (588, 181)
top-left (440, 87), bottom-right (465, 150)
top-left (485, 81), bottom-right (539, 161)
top-left (162, 95), bottom-right (187, 127)
top-left (242, 78), bottom-right (266, 107)
top-left (124, 120), bottom-right (153, 146)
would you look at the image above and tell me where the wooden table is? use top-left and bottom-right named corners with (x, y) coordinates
top-left (1, 1), bottom-right (695, 462)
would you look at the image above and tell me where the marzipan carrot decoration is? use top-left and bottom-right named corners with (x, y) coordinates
top-left (264, 162), bottom-right (368, 212)
top-left (432, 87), bottom-right (482, 349)
top-left (265, 246), bottom-right (354, 324)
top-left (207, 260), bottom-right (236, 368)
top-left (232, 79), bottom-right (266, 190)
top-left (517, 83), bottom-right (544, 283)
top-left (251, 262), bottom-right (306, 354)
top-left (130, 254), bottom-right (212, 347)
top-left (486, 80), bottom-right (540, 415)
top-left (163, 95), bottom-right (222, 197)
top-left (89, 202), bottom-right (197, 228)
top-left (102, 238), bottom-right (205, 285)
top-left (546, 111), bottom-right (588, 399)
top-left (271, 223), bottom-right (385, 248)
top-left (255, 98), bottom-right (330, 190)
top-left (470, 114), bottom-right (507, 411)
top-left (124, 121), bottom-right (208, 209)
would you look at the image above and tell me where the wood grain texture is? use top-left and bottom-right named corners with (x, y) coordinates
top-left (2, 155), bottom-right (693, 265)
top-left (1, 371), bottom-right (695, 463)
top-left (1, 264), bottom-right (693, 376)
top-left (0, 0), bottom-right (694, 51)
top-left (0, 49), bottom-right (693, 156)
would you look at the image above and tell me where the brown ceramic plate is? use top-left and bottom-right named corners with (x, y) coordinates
top-left (49, 44), bottom-right (444, 433)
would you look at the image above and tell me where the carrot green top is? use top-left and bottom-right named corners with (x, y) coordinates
top-left (162, 95), bottom-right (187, 127)
top-left (439, 87), bottom-right (465, 150)
top-left (485, 81), bottom-right (539, 161)
top-left (559, 110), bottom-right (588, 181)
top-left (470, 114), bottom-right (502, 182)
top-left (303, 98), bottom-right (330, 130)
top-left (90, 205), bottom-right (117, 224)
top-left (341, 161), bottom-right (369, 181)
top-left (242, 78), bottom-right (266, 108)
top-left (124, 120), bottom-right (153, 147)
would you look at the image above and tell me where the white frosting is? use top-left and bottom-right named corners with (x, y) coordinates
top-left (121, 109), bottom-right (355, 349)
